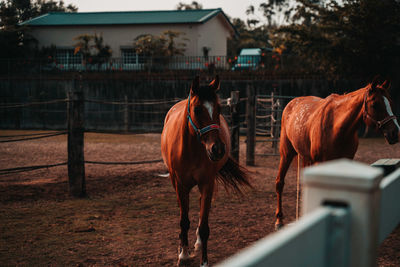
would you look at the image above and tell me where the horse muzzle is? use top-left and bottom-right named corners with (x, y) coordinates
top-left (383, 130), bottom-right (399, 145)
top-left (207, 142), bottom-right (226, 162)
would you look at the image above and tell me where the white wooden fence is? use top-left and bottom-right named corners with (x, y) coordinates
top-left (217, 158), bottom-right (400, 267)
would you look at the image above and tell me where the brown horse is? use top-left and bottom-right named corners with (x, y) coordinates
top-left (161, 76), bottom-right (251, 266)
top-left (275, 77), bottom-right (400, 228)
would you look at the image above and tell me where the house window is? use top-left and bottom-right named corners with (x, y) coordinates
top-left (121, 48), bottom-right (145, 64)
top-left (55, 48), bottom-right (82, 65)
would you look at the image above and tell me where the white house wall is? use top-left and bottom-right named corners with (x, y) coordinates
top-left (29, 19), bottom-right (230, 57)
top-left (197, 15), bottom-right (230, 56)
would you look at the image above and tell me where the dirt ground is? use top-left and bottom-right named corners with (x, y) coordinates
top-left (0, 130), bottom-right (399, 266)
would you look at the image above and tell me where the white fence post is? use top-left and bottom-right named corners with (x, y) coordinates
top-left (302, 159), bottom-right (384, 267)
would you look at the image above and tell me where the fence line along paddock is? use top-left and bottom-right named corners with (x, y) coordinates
top-left (0, 162), bottom-right (68, 176)
top-left (0, 99), bottom-right (68, 109)
top-left (2, 77), bottom-right (291, 195)
top-left (0, 78), bottom-right (241, 197)
top-left (0, 130), bottom-right (68, 175)
top-left (0, 84), bottom-right (179, 196)
top-left (85, 159), bottom-right (163, 165)
top-left (0, 131), bottom-right (67, 143)
top-left (84, 98), bottom-right (183, 106)
top-left (0, 131), bottom-right (67, 138)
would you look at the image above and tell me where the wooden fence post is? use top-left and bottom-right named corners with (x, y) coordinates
top-left (246, 84), bottom-right (255, 166)
top-left (124, 94), bottom-right (129, 132)
top-left (271, 92), bottom-right (280, 153)
top-left (229, 90), bottom-right (240, 162)
top-left (270, 91), bottom-right (275, 139)
top-left (67, 75), bottom-right (86, 198)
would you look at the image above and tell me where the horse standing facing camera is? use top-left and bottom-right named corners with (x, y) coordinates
top-left (275, 76), bottom-right (400, 229)
top-left (161, 76), bottom-right (251, 266)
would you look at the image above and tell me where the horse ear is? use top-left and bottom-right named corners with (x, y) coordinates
top-left (381, 80), bottom-right (391, 91)
top-left (371, 75), bottom-right (383, 90)
top-left (209, 75), bottom-right (220, 92)
top-left (191, 76), bottom-right (200, 95)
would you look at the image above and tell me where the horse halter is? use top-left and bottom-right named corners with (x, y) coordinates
top-left (187, 93), bottom-right (220, 140)
top-left (363, 91), bottom-right (397, 129)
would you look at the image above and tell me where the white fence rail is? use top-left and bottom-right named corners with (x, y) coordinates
top-left (379, 167), bottom-right (400, 243)
top-left (217, 158), bottom-right (400, 267)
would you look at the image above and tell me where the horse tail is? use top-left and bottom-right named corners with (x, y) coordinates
top-left (216, 156), bottom-right (252, 195)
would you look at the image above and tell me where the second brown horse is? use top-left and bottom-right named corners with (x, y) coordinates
top-left (275, 77), bottom-right (400, 228)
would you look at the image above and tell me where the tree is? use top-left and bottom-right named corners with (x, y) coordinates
top-left (91, 33), bottom-right (112, 67)
top-left (176, 1), bottom-right (203, 10)
top-left (133, 34), bottom-right (167, 57)
top-left (163, 30), bottom-right (188, 57)
top-left (270, 0), bottom-right (400, 79)
top-left (227, 17), bottom-right (271, 58)
top-left (259, 0), bottom-right (294, 26)
top-left (73, 33), bottom-right (112, 68)
top-left (73, 34), bottom-right (93, 65)
top-left (133, 31), bottom-right (188, 70)
top-left (0, 0), bottom-right (77, 59)
top-left (34, 0), bottom-right (77, 14)
top-left (133, 31), bottom-right (188, 57)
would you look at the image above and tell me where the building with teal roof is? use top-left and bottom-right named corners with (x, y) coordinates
top-left (21, 9), bottom-right (236, 69)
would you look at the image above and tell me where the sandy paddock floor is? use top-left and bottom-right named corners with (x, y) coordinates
top-left (0, 131), bottom-right (399, 266)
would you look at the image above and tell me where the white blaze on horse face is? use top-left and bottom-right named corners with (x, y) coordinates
top-left (204, 101), bottom-right (214, 120)
top-left (383, 96), bottom-right (400, 130)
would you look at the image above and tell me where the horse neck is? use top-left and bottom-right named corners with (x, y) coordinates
top-left (334, 87), bottom-right (367, 135)
top-left (181, 99), bottom-right (200, 146)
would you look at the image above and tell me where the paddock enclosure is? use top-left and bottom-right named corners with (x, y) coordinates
top-left (1, 75), bottom-right (400, 266)
top-left (0, 130), bottom-right (399, 266)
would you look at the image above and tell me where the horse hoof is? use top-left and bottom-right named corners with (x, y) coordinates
top-left (177, 253), bottom-right (195, 266)
top-left (178, 246), bottom-right (190, 262)
top-left (275, 222), bottom-right (284, 231)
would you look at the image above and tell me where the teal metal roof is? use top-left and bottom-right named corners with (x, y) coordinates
top-left (20, 8), bottom-right (228, 26)
top-left (240, 48), bottom-right (262, 56)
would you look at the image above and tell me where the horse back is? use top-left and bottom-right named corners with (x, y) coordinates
top-left (281, 96), bottom-right (324, 160)
top-left (281, 94), bottom-right (359, 162)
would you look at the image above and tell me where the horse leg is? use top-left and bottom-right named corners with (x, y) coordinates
top-left (275, 143), bottom-right (296, 230)
top-left (194, 196), bottom-right (202, 252)
top-left (176, 185), bottom-right (191, 265)
top-left (196, 181), bottom-right (214, 267)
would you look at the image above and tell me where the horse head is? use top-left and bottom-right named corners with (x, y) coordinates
top-left (364, 76), bottom-right (400, 144)
top-left (188, 75), bottom-right (226, 161)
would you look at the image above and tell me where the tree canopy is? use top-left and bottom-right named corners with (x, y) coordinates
top-left (176, 1), bottom-right (203, 10)
top-left (270, 0), bottom-right (400, 79)
top-left (133, 30), bottom-right (188, 57)
top-left (72, 33), bottom-right (112, 68)
top-left (0, 0), bottom-right (77, 59)
top-left (227, 17), bottom-right (271, 58)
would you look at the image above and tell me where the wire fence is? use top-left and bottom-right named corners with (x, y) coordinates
top-left (0, 95), bottom-right (220, 177)
top-left (0, 90), bottom-right (295, 182)
top-left (0, 131), bottom-right (67, 143)
top-left (0, 97), bottom-right (162, 177)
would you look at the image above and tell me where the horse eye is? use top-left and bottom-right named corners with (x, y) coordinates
top-left (194, 106), bottom-right (202, 115)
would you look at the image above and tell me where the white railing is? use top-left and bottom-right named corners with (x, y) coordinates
top-left (217, 158), bottom-right (400, 267)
